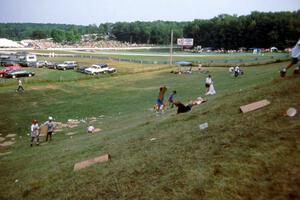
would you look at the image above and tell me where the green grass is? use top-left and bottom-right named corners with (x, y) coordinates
top-left (22, 49), bottom-right (290, 63)
top-left (0, 61), bottom-right (299, 199)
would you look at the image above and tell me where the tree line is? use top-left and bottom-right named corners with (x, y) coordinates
top-left (0, 10), bottom-right (299, 49)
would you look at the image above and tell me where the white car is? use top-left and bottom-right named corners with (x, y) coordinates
top-left (84, 64), bottom-right (116, 75)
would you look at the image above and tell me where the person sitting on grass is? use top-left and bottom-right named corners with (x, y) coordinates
top-left (280, 39), bottom-right (300, 77)
top-left (174, 97), bottom-right (207, 114)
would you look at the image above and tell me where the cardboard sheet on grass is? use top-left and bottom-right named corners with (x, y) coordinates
top-left (74, 154), bottom-right (110, 171)
top-left (240, 99), bottom-right (270, 113)
top-left (40, 124), bottom-right (48, 136)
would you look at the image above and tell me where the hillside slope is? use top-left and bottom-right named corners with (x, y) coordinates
top-left (0, 64), bottom-right (299, 199)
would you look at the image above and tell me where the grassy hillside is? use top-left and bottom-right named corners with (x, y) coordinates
top-left (0, 62), bottom-right (299, 199)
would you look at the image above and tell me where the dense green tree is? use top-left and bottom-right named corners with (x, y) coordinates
top-left (51, 29), bottom-right (65, 43)
top-left (0, 10), bottom-right (299, 48)
top-left (31, 30), bottom-right (48, 39)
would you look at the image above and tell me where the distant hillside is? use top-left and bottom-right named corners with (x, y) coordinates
top-left (1, 10), bottom-right (299, 48)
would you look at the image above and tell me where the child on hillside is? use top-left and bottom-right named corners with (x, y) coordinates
top-left (30, 120), bottom-right (40, 147)
top-left (16, 79), bottom-right (24, 92)
top-left (44, 116), bottom-right (55, 142)
top-left (168, 90), bottom-right (176, 108)
top-left (280, 39), bottom-right (300, 77)
top-left (155, 86), bottom-right (167, 112)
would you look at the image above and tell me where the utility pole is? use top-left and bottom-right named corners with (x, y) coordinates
top-left (169, 29), bottom-right (173, 66)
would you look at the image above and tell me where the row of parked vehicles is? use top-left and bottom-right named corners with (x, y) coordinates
top-left (0, 59), bottom-right (116, 79)
top-left (30, 60), bottom-right (117, 75)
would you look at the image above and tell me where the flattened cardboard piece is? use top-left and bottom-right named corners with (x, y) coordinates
top-left (40, 124), bottom-right (48, 136)
top-left (0, 141), bottom-right (15, 147)
top-left (74, 154), bottom-right (110, 172)
top-left (240, 99), bottom-right (270, 113)
top-left (5, 134), bottom-right (16, 138)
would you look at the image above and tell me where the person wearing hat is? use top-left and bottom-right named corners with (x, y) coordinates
top-left (30, 119), bottom-right (40, 147)
top-left (44, 116), bottom-right (55, 142)
top-left (280, 39), bottom-right (300, 77)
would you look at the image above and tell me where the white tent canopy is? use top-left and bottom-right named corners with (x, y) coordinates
top-left (0, 38), bottom-right (23, 48)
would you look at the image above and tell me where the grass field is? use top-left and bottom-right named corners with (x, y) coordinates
top-left (21, 49), bottom-right (290, 63)
top-left (0, 61), bottom-right (299, 199)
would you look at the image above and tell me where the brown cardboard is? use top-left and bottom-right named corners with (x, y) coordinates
top-left (74, 154), bottom-right (110, 171)
top-left (240, 99), bottom-right (270, 113)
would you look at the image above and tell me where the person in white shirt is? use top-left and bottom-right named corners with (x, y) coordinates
top-left (30, 120), bottom-right (40, 146)
top-left (16, 79), bottom-right (24, 92)
top-left (205, 75), bottom-right (216, 95)
top-left (280, 39), bottom-right (300, 77)
top-left (205, 75), bottom-right (212, 93)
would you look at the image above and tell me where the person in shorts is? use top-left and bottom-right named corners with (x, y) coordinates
top-left (156, 86), bottom-right (167, 112)
top-left (30, 120), bottom-right (40, 147)
top-left (280, 39), bottom-right (300, 77)
top-left (44, 116), bottom-right (55, 142)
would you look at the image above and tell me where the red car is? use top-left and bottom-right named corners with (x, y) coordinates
top-left (0, 65), bottom-right (22, 77)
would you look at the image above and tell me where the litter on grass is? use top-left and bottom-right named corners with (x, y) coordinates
top-left (5, 134), bottom-right (16, 138)
top-left (73, 154), bottom-right (110, 171)
top-left (0, 151), bottom-right (12, 156)
top-left (66, 132), bottom-right (77, 136)
top-left (0, 141), bottom-right (15, 147)
top-left (199, 122), bottom-right (208, 130)
top-left (286, 107), bottom-right (297, 117)
top-left (240, 99), bottom-right (270, 113)
top-left (150, 138), bottom-right (156, 141)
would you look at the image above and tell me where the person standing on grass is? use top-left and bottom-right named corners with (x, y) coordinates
top-left (205, 75), bottom-right (216, 95)
top-left (205, 75), bottom-right (212, 93)
top-left (44, 116), bottom-right (55, 142)
top-left (280, 39), bottom-right (300, 77)
top-left (30, 120), bottom-right (40, 147)
top-left (16, 79), bottom-right (24, 92)
top-left (156, 86), bottom-right (167, 112)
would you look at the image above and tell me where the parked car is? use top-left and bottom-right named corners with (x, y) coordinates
top-left (56, 61), bottom-right (77, 70)
top-left (4, 70), bottom-right (35, 78)
top-left (0, 65), bottom-right (22, 77)
top-left (29, 61), bottom-right (47, 68)
top-left (45, 61), bottom-right (57, 69)
top-left (76, 65), bottom-right (89, 73)
top-left (84, 64), bottom-right (116, 75)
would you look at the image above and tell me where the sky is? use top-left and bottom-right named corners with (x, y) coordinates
top-left (0, 0), bottom-right (299, 25)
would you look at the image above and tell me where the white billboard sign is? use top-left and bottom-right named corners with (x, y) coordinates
top-left (177, 38), bottom-right (194, 46)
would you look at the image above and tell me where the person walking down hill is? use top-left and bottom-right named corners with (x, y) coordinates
top-left (156, 86), bottom-right (167, 112)
top-left (30, 120), bottom-right (40, 147)
top-left (205, 75), bottom-right (216, 95)
top-left (205, 75), bottom-right (212, 94)
top-left (16, 79), bottom-right (24, 92)
top-left (280, 39), bottom-right (300, 77)
top-left (44, 116), bottom-right (55, 142)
